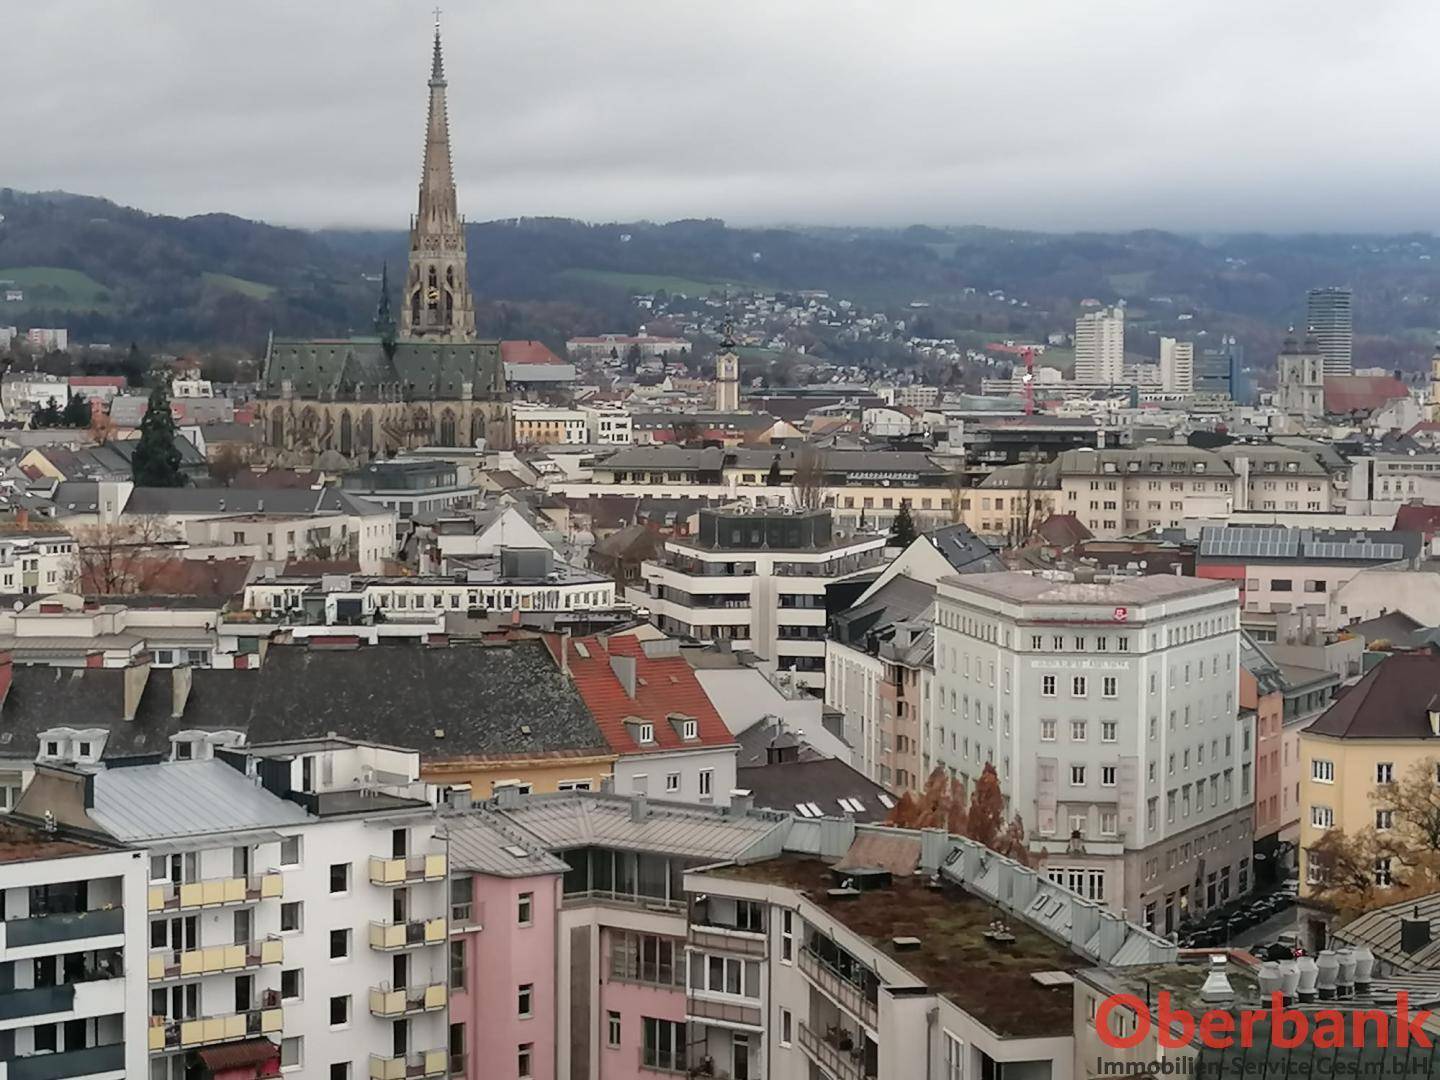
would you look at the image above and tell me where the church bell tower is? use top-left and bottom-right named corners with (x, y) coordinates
top-left (401, 17), bottom-right (477, 341)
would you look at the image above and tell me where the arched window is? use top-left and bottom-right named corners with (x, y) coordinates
top-left (439, 410), bottom-right (457, 446)
top-left (270, 410), bottom-right (285, 448)
top-left (428, 266), bottom-right (437, 288)
top-left (358, 411), bottom-right (375, 454)
top-left (446, 266), bottom-right (455, 287)
top-left (339, 412), bottom-right (353, 456)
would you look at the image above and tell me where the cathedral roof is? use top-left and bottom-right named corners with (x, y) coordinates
top-left (263, 338), bottom-right (504, 402)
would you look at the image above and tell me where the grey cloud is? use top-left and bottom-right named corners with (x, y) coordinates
top-left (2, 0), bottom-right (1435, 232)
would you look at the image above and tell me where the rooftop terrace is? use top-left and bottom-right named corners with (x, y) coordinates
top-left (711, 855), bottom-right (1079, 1038)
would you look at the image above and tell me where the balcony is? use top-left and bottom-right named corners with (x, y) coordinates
top-left (368, 982), bottom-right (447, 1018)
top-left (368, 1049), bottom-right (448, 1079)
top-left (798, 946), bottom-right (878, 1029)
top-left (369, 917), bottom-right (447, 952)
top-left (147, 873), bottom-right (282, 913)
top-left (2, 907), bottom-right (125, 949)
top-left (684, 995), bottom-right (762, 1031)
top-left (797, 1021), bottom-right (875, 1080)
top-left (369, 853), bottom-right (447, 887)
top-left (686, 924), bottom-right (766, 957)
top-left (148, 937), bottom-right (283, 981)
top-left (147, 1006), bottom-right (283, 1052)
top-left (0, 969), bottom-right (125, 1025)
top-left (6, 1042), bottom-right (126, 1080)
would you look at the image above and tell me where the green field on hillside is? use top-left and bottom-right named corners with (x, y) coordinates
top-left (558, 268), bottom-right (751, 296)
top-left (202, 272), bottom-right (277, 300)
top-left (0, 266), bottom-right (114, 311)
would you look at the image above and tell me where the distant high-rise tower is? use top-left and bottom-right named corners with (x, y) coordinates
top-left (1159, 337), bottom-right (1194, 394)
top-left (1429, 342), bottom-right (1440, 423)
top-left (1074, 305), bottom-right (1125, 384)
top-left (714, 323), bottom-right (740, 412)
top-left (1305, 287), bottom-right (1352, 376)
top-left (402, 19), bottom-right (477, 341)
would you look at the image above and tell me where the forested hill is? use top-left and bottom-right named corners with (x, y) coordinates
top-left (3, 187), bottom-right (1440, 369)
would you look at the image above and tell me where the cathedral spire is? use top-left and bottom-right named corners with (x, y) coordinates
top-left (374, 263), bottom-right (396, 343)
top-left (401, 13), bottom-right (476, 341)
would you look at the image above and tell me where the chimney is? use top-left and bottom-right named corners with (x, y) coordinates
top-left (171, 665), bottom-right (193, 719)
top-left (14, 507), bottom-right (28, 529)
top-left (560, 629), bottom-right (571, 676)
top-left (728, 789), bottom-right (753, 815)
top-left (446, 784), bottom-right (473, 811)
top-left (494, 784), bottom-right (522, 810)
top-left (1200, 954), bottom-right (1234, 1003)
top-left (1315, 950), bottom-right (1339, 1000)
top-left (1401, 912), bottom-right (1432, 954)
top-left (630, 794), bottom-right (649, 823)
top-left (123, 661), bottom-right (151, 722)
top-left (610, 654), bottom-right (637, 699)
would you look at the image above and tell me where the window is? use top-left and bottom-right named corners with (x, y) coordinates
top-left (1038, 718), bottom-right (1056, 742)
top-left (1041, 674), bottom-right (1056, 697)
top-left (665, 773), bottom-right (680, 793)
top-left (280, 902), bottom-right (302, 933)
top-left (1311, 806), bottom-right (1334, 828)
top-left (1312, 759), bottom-right (1335, 783)
top-left (518, 983), bottom-right (533, 1019)
top-left (330, 1065), bottom-right (351, 1080)
top-left (1071, 720), bottom-right (1088, 741)
top-left (329, 863), bottom-right (349, 894)
top-left (682, 719), bottom-right (697, 740)
top-left (608, 1012), bottom-right (622, 1048)
top-left (1070, 765), bottom-right (1086, 786)
top-left (780, 1007), bottom-right (793, 1047)
top-left (329, 928), bottom-right (350, 960)
top-left (781, 910), bottom-right (794, 963)
top-left (450, 939), bottom-right (467, 989)
top-left (641, 1019), bottom-right (684, 1073)
top-left (518, 1043), bottom-right (534, 1080)
top-left (518, 892), bottom-right (533, 926)
top-left (1377, 762), bottom-right (1394, 784)
top-left (280, 1037), bottom-right (302, 1071)
top-left (638, 723), bottom-right (654, 744)
top-left (281, 968), bottom-right (302, 1001)
top-left (1375, 858), bottom-right (1393, 887)
top-left (1376, 809), bottom-right (1394, 831)
top-left (1072, 675), bottom-right (1087, 697)
top-left (1102, 676), bottom-right (1118, 698)
top-left (699, 770), bottom-right (713, 798)
top-left (329, 995), bottom-right (349, 1027)
top-left (1101, 812), bottom-right (1119, 836)
top-left (1272, 579), bottom-right (1293, 592)
top-left (1101, 766), bottom-right (1117, 787)
top-left (1100, 721), bottom-right (1118, 743)
top-left (280, 836), bottom-right (301, 866)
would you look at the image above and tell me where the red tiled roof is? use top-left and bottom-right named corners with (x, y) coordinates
top-left (1394, 503), bottom-right (1440, 535)
top-left (549, 633), bottom-right (736, 755)
top-left (500, 339), bottom-right (563, 365)
top-left (68, 375), bottom-right (127, 387)
top-left (1034, 512), bottom-right (1092, 549)
top-left (1324, 375), bottom-right (1409, 416)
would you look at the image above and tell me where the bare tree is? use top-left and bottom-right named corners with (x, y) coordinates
top-left (789, 446), bottom-right (827, 511)
top-left (68, 516), bottom-right (171, 594)
top-left (208, 443), bottom-right (252, 487)
top-left (946, 468), bottom-right (967, 524)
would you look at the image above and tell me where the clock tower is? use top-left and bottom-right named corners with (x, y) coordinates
top-left (401, 18), bottom-right (477, 341)
top-left (714, 321), bottom-right (740, 412)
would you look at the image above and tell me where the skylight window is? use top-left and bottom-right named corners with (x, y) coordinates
top-left (503, 845), bottom-right (530, 859)
top-left (795, 803), bottom-right (816, 817)
top-left (877, 794), bottom-right (895, 809)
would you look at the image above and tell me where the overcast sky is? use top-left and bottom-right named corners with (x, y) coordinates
top-left (4, 1), bottom-right (1436, 233)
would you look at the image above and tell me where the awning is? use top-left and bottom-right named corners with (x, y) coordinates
top-left (197, 1037), bottom-right (279, 1071)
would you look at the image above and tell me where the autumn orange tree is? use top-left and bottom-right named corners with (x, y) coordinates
top-left (886, 763), bottom-right (1034, 866)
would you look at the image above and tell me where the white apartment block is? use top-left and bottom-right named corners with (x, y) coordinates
top-left (582, 405), bottom-right (633, 445)
top-left (632, 509), bottom-right (887, 690)
top-left (1073, 307), bottom-right (1124, 385)
top-left (0, 815), bottom-right (149, 1078)
top-left (1055, 446), bottom-right (1233, 539)
top-left (0, 528), bottom-right (78, 595)
top-left (1159, 337), bottom-right (1194, 394)
top-left (932, 571), bottom-right (1252, 931)
top-left (16, 739), bottom-right (453, 1080)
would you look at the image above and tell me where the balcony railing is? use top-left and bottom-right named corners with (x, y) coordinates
top-left (798, 946), bottom-right (878, 1028)
top-left (369, 982), bottom-right (447, 1018)
top-left (685, 994), bottom-right (762, 1030)
top-left (148, 1005), bottom-right (283, 1052)
top-left (797, 1021), bottom-right (873, 1080)
top-left (148, 937), bottom-right (283, 980)
top-left (369, 917), bottom-right (448, 951)
top-left (369, 1048), bottom-right (448, 1079)
top-left (2, 906), bottom-right (125, 948)
top-left (8, 1042), bottom-right (126, 1080)
top-left (370, 853), bottom-right (447, 887)
top-left (0, 984), bottom-right (73, 1022)
top-left (561, 888), bottom-right (685, 914)
top-left (687, 923), bottom-right (766, 957)
top-left (147, 872), bottom-right (283, 912)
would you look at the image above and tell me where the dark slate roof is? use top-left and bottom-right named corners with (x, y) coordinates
top-left (737, 758), bottom-right (893, 823)
top-left (928, 523), bottom-right (1005, 573)
top-left (124, 486), bottom-right (390, 518)
top-left (262, 337), bottom-right (504, 401)
top-left (0, 639), bottom-right (608, 763)
top-left (1305, 650), bottom-right (1440, 739)
top-left (831, 575), bottom-right (936, 649)
top-left (1345, 611), bottom-right (1427, 648)
top-left (735, 718), bottom-right (827, 767)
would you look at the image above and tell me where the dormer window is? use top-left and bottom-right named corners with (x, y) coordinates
top-left (683, 720), bottom-right (698, 741)
top-left (638, 723), bottom-right (654, 744)
top-left (45, 741), bottom-right (59, 758)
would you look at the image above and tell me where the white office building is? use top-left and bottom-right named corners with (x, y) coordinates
top-left (1159, 337), bottom-right (1194, 394)
top-left (1073, 306), bottom-right (1125, 385)
top-left (931, 570), bottom-right (1252, 930)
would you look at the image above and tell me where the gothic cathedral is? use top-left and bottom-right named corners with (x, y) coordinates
top-left (256, 21), bottom-right (510, 466)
